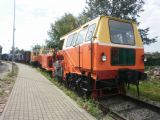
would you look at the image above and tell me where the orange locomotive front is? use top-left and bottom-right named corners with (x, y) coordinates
top-left (54, 16), bottom-right (147, 99)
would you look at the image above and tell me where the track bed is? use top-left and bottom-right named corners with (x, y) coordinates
top-left (98, 95), bottom-right (160, 120)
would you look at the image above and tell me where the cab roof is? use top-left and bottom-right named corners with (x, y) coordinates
top-left (60, 15), bottom-right (135, 41)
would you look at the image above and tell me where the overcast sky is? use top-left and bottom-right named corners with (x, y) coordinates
top-left (0, 0), bottom-right (160, 53)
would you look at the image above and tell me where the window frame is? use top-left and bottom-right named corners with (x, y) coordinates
top-left (70, 33), bottom-right (78, 46)
top-left (108, 19), bottom-right (135, 46)
top-left (75, 27), bottom-right (88, 45)
top-left (85, 23), bottom-right (96, 42)
top-left (66, 34), bottom-right (74, 47)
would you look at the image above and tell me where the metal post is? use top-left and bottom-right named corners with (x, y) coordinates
top-left (12, 0), bottom-right (16, 72)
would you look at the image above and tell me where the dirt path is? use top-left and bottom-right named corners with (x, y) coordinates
top-left (0, 61), bottom-right (11, 80)
top-left (0, 62), bottom-right (16, 116)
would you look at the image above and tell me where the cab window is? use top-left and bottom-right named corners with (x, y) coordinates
top-left (70, 33), bottom-right (78, 46)
top-left (109, 20), bottom-right (135, 45)
top-left (86, 24), bottom-right (96, 41)
top-left (66, 34), bottom-right (74, 47)
top-left (76, 27), bottom-right (88, 45)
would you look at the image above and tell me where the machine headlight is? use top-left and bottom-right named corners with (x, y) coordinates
top-left (144, 57), bottom-right (147, 62)
top-left (101, 53), bottom-right (107, 62)
top-left (142, 55), bottom-right (147, 62)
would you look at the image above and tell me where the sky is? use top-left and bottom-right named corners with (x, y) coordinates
top-left (0, 0), bottom-right (160, 53)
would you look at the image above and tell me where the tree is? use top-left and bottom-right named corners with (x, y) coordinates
top-left (78, 10), bottom-right (89, 25)
top-left (80, 0), bottom-right (157, 44)
top-left (139, 28), bottom-right (157, 45)
top-left (10, 47), bottom-right (20, 54)
top-left (10, 47), bottom-right (25, 54)
top-left (32, 44), bottom-right (41, 50)
top-left (46, 13), bottom-right (79, 49)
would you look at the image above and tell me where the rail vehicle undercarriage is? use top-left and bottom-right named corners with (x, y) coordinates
top-left (53, 60), bottom-right (147, 99)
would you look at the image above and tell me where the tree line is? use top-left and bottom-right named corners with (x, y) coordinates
top-left (33, 0), bottom-right (158, 50)
top-left (145, 52), bottom-right (160, 66)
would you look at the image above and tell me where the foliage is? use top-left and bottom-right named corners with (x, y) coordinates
top-left (145, 52), bottom-right (160, 66)
top-left (79, 0), bottom-right (157, 44)
top-left (128, 65), bottom-right (160, 101)
top-left (46, 13), bottom-right (79, 49)
top-left (145, 58), bottom-right (160, 66)
top-left (83, 0), bottom-right (144, 21)
top-left (128, 79), bottom-right (160, 101)
top-left (32, 44), bottom-right (41, 50)
top-left (145, 52), bottom-right (160, 59)
top-left (77, 11), bottom-right (89, 25)
top-left (139, 28), bottom-right (157, 45)
top-left (10, 47), bottom-right (24, 54)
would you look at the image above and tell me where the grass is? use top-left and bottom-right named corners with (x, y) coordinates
top-left (128, 66), bottom-right (160, 102)
top-left (128, 79), bottom-right (160, 101)
top-left (0, 91), bottom-right (4, 95)
top-left (145, 65), bottom-right (160, 71)
top-left (3, 63), bottom-right (18, 83)
top-left (36, 67), bottom-right (103, 119)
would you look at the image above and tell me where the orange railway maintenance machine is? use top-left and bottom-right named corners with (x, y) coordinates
top-left (53, 16), bottom-right (147, 99)
top-left (40, 48), bottom-right (54, 71)
top-left (30, 50), bottom-right (39, 66)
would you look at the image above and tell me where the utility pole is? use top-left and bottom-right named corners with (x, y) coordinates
top-left (12, 0), bottom-right (16, 72)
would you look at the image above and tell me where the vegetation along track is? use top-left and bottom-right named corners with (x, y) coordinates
top-left (98, 95), bottom-right (160, 120)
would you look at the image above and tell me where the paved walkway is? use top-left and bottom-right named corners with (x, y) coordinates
top-left (0, 64), bottom-right (96, 120)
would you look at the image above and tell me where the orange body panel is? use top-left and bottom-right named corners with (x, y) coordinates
top-left (38, 55), bottom-right (42, 65)
top-left (41, 54), bottom-right (53, 71)
top-left (92, 44), bottom-right (144, 79)
top-left (30, 51), bottom-right (39, 64)
top-left (30, 52), bottom-right (39, 63)
top-left (31, 56), bottom-right (38, 62)
top-left (60, 43), bottom-right (144, 80)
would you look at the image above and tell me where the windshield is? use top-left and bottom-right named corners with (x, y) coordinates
top-left (109, 20), bottom-right (135, 45)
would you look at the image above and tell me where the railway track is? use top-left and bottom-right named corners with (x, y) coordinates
top-left (98, 94), bottom-right (160, 120)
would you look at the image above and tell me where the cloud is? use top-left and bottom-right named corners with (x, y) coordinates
top-left (0, 0), bottom-right (86, 53)
top-left (0, 0), bottom-right (159, 53)
top-left (32, 8), bottom-right (48, 17)
top-left (138, 0), bottom-right (160, 52)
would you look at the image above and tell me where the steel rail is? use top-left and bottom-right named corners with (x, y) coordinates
top-left (97, 94), bottom-right (160, 120)
top-left (97, 99), bottom-right (128, 120)
top-left (120, 94), bottom-right (160, 114)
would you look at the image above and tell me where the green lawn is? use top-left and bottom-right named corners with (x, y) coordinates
top-left (128, 80), bottom-right (160, 101)
top-left (128, 66), bottom-right (160, 101)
